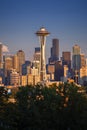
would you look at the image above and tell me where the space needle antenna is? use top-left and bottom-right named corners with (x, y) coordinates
top-left (36, 27), bottom-right (50, 82)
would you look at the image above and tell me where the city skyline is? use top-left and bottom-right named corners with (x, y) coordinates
top-left (0, 0), bottom-right (87, 60)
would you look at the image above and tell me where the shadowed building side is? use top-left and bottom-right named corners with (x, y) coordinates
top-left (49, 38), bottom-right (59, 64)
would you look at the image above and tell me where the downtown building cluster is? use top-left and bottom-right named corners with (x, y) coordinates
top-left (0, 39), bottom-right (87, 87)
top-left (47, 39), bottom-right (87, 86)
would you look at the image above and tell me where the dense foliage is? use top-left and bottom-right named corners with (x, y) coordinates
top-left (0, 83), bottom-right (87, 130)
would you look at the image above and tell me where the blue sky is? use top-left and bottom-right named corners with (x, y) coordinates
top-left (0, 0), bottom-right (87, 62)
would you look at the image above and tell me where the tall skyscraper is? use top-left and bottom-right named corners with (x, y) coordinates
top-left (4, 56), bottom-right (13, 77)
top-left (22, 61), bottom-right (31, 75)
top-left (72, 44), bottom-right (81, 55)
top-left (49, 38), bottom-right (59, 64)
top-left (0, 44), bottom-right (2, 68)
top-left (80, 53), bottom-right (86, 68)
top-left (3, 56), bottom-right (13, 85)
top-left (55, 60), bottom-right (64, 81)
top-left (79, 53), bottom-right (86, 85)
top-left (52, 39), bottom-right (59, 59)
top-left (33, 47), bottom-right (40, 62)
top-left (33, 47), bottom-right (40, 74)
top-left (72, 44), bottom-right (81, 83)
top-left (36, 27), bottom-right (50, 81)
top-left (62, 51), bottom-right (71, 70)
top-left (72, 44), bottom-right (81, 70)
top-left (13, 54), bottom-right (19, 72)
top-left (17, 50), bottom-right (25, 75)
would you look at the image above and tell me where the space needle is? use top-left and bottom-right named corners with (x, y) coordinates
top-left (36, 27), bottom-right (50, 82)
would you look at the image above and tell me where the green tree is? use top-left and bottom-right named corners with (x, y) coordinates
top-left (1, 83), bottom-right (87, 130)
top-left (0, 87), bottom-right (9, 130)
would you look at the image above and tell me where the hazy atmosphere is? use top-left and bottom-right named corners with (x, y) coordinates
top-left (0, 0), bottom-right (87, 61)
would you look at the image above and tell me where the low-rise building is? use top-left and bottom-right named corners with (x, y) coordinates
top-left (10, 69), bottom-right (20, 86)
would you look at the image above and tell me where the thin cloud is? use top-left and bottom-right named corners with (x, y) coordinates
top-left (2, 44), bottom-right (9, 53)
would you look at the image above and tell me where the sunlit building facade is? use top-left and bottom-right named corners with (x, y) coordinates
top-left (79, 66), bottom-right (87, 85)
top-left (17, 50), bottom-right (25, 75)
top-left (0, 44), bottom-right (2, 68)
top-left (80, 53), bottom-right (86, 68)
top-left (20, 75), bottom-right (27, 86)
top-left (4, 56), bottom-right (13, 77)
top-left (13, 54), bottom-right (19, 72)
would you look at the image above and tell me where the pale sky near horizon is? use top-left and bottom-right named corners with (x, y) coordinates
top-left (0, 0), bottom-right (87, 62)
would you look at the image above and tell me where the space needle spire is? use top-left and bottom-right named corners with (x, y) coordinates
top-left (36, 27), bottom-right (50, 82)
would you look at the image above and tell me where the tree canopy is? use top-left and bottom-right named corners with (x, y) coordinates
top-left (0, 83), bottom-right (87, 130)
